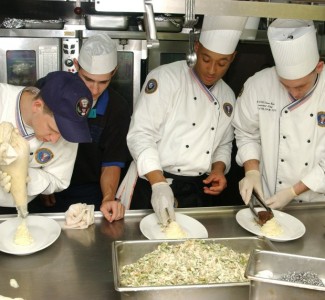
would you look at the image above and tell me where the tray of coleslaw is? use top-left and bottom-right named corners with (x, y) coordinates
top-left (112, 236), bottom-right (277, 300)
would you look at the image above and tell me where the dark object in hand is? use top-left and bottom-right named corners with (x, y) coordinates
top-left (257, 211), bottom-right (274, 225)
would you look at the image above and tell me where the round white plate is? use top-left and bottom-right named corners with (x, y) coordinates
top-left (0, 216), bottom-right (61, 255)
top-left (236, 208), bottom-right (306, 242)
top-left (140, 212), bottom-right (208, 240)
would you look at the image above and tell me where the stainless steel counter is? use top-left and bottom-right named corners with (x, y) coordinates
top-left (0, 203), bottom-right (325, 300)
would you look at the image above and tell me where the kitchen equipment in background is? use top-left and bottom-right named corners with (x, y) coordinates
top-left (81, 34), bottom-right (146, 111)
top-left (137, 15), bottom-right (183, 32)
top-left (143, 0), bottom-right (159, 48)
top-left (0, 37), bottom-right (61, 86)
top-left (241, 17), bottom-right (260, 40)
top-left (110, 39), bottom-right (145, 110)
top-left (95, 0), bottom-right (147, 13)
top-left (182, 0), bottom-right (198, 32)
top-left (85, 15), bottom-right (129, 30)
top-left (62, 38), bottom-right (79, 73)
top-left (24, 19), bottom-right (65, 29)
top-left (186, 29), bottom-right (197, 68)
top-left (1, 18), bottom-right (65, 29)
top-left (245, 250), bottom-right (325, 299)
top-left (147, 39), bottom-right (189, 73)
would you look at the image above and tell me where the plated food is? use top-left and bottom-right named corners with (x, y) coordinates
top-left (140, 212), bottom-right (208, 240)
top-left (14, 219), bottom-right (34, 246)
top-left (236, 208), bottom-right (306, 242)
top-left (260, 217), bottom-right (283, 237)
top-left (0, 216), bottom-right (61, 255)
top-left (163, 221), bottom-right (188, 239)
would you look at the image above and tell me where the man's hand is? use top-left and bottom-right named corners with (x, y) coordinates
top-left (265, 187), bottom-right (297, 209)
top-left (239, 170), bottom-right (264, 204)
top-left (100, 200), bottom-right (125, 223)
top-left (39, 194), bottom-right (56, 207)
top-left (203, 171), bottom-right (227, 195)
top-left (151, 182), bottom-right (175, 226)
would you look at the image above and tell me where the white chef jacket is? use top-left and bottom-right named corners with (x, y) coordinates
top-left (0, 83), bottom-right (78, 207)
top-left (233, 67), bottom-right (325, 202)
top-left (127, 60), bottom-right (235, 177)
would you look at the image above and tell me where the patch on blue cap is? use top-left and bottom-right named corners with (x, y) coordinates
top-left (76, 97), bottom-right (91, 117)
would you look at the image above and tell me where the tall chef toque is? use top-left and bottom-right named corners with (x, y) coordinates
top-left (268, 19), bottom-right (320, 80)
top-left (199, 15), bottom-right (248, 55)
top-left (79, 33), bottom-right (117, 74)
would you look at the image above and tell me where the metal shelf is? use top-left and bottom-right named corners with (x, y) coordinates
top-left (82, 29), bottom-right (189, 41)
top-left (0, 28), bottom-right (78, 38)
top-left (94, 0), bottom-right (325, 21)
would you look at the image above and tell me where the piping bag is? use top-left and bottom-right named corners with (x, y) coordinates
top-left (0, 122), bottom-right (29, 219)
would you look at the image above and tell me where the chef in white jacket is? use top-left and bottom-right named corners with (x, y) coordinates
top-left (127, 15), bottom-right (247, 225)
top-left (232, 19), bottom-right (325, 209)
top-left (0, 71), bottom-right (92, 209)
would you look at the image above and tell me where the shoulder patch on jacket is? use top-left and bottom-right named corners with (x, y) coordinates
top-left (145, 79), bottom-right (158, 94)
top-left (35, 148), bottom-right (54, 164)
top-left (317, 111), bottom-right (325, 127)
top-left (223, 103), bottom-right (233, 117)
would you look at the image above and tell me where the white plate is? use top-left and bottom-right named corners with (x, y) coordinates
top-left (0, 216), bottom-right (61, 255)
top-left (236, 208), bottom-right (306, 242)
top-left (140, 212), bottom-right (208, 240)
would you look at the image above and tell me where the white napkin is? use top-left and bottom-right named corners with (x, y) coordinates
top-left (65, 203), bottom-right (95, 229)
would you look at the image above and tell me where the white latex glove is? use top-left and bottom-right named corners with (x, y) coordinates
top-left (265, 187), bottom-right (297, 209)
top-left (0, 170), bottom-right (11, 192)
top-left (239, 170), bottom-right (264, 205)
top-left (151, 182), bottom-right (176, 226)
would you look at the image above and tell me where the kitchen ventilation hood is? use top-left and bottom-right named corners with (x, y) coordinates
top-left (94, 0), bottom-right (325, 21)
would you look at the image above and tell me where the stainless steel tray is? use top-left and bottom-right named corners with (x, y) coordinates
top-left (85, 15), bottom-right (129, 30)
top-left (137, 15), bottom-right (183, 32)
top-left (24, 20), bottom-right (65, 29)
top-left (112, 237), bottom-right (277, 300)
top-left (245, 250), bottom-right (325, 300)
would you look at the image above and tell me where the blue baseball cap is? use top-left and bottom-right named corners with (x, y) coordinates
top-left (39, 71), bottom-right (93, 143)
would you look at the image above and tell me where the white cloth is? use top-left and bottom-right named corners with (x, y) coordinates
top-left (232, 67), bottom-right (325, 203)
top-left (127, 60), bottom-right (235, 178)
top-left (65, 203), bottom-right (95, 229)
top-left (0, 83), bottom-right (78, 207)
top-left (115, 160), bottom-right (138, 209)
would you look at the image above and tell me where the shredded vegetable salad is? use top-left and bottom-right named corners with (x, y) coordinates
top-left (120, 239), bottom-right (249, 287)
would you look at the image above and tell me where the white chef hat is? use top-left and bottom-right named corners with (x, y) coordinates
top-left (79, 33), bottom-right (117, 74)
top-left (199, 15), bottom-right (248, 55)
top-left (268, 19), bottom-right (319, 80)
